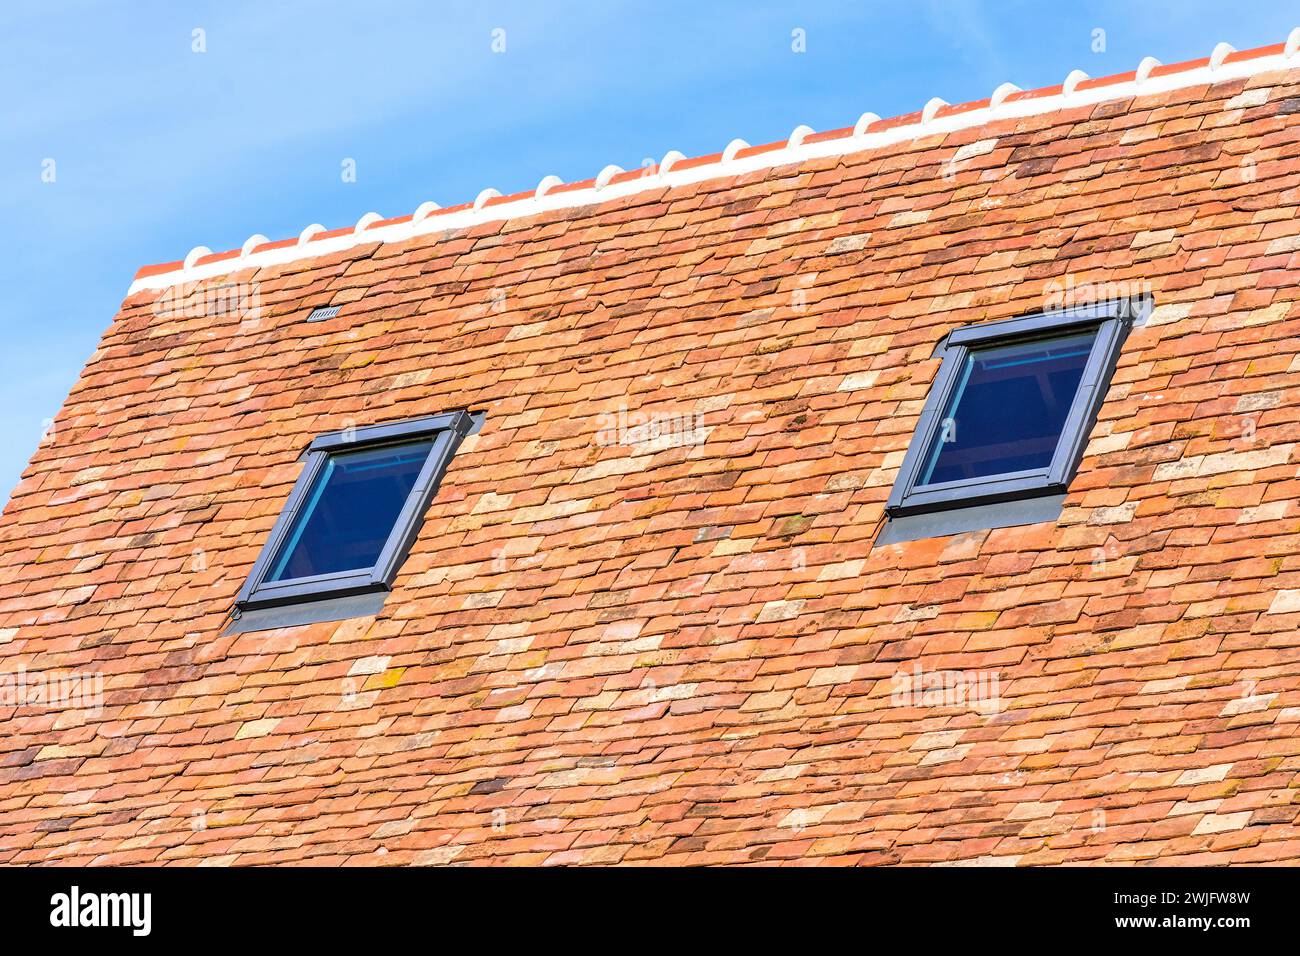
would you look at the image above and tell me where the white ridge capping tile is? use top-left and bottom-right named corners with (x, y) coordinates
top-left (990, 82), bottom-right (1021, 106)
top-left (787, 124), bottom-right (814, 147)
top-left (721, 138), bottom-right (749, 162)
top-left (921, 97), bottom-right (949, 122)
top-left (593, 164), bottom-right (624, 189)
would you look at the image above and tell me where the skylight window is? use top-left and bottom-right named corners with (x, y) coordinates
top-left (233, 411), bottom-right (473, 621)
top-left (881, 300), bottom-right (1142, 542)
top-left (916, 332), bottom-right (1095, 486)
top-left (265, 441), bottom-right (435, 581)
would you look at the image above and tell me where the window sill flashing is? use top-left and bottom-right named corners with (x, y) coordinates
top-left (875, 493), bottom-right (1066, 546)
top-left (224, 591), bottom-right (389, 634)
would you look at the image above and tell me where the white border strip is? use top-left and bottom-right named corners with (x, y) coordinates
top-left (129, 43), bottom-right (1298, 295)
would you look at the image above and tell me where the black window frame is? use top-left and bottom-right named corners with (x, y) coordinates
top-left (233, 410), bottom-right (473, 613)
top-left (885, 300), bottom-right (1139, 520)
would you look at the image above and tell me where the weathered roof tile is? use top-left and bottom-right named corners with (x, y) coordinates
top-left (2, 41), bottom-right (1300, 865)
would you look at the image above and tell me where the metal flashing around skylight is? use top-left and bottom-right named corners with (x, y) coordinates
top-left (232, 410), bottom-right (474, 621)
top-left (883, 298), bottom-right (1143, 525)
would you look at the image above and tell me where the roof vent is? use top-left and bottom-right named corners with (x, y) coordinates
top-left (307, 305), bottom-right (342, 322)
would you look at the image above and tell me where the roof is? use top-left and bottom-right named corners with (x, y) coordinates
top-left (2, 34), bottom-right (1300, 865)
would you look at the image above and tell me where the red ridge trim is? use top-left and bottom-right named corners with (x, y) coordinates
top-left (1006, 84), bottom-right (1064, 103)
top-left (936, 99), bottom-right (989, 119)
top-left (1150, 56), bottom-right (1211, 78)
top-left (609, 167), bottom-right (655, 185)
top-left (484, 189), bottom-right (533, 207)
top-left (134, 259), bottom-right (185, 280)
top-left (194, 248), bottom-right (241, 267)
top-left (870, 111), bottom-right (922, 132)
top-left (1077, 71), bottom-right (1136, 91)
top-left (549, 179), bottom-right (595, 195)
top-left (803, 126), bottom-right (855, 145)
top-left (309, 226), bottom-right (353, 242)
top-left (1225, 43), bottom-right (1282, 64)
top-left (672, 152), bottom-right (723, 172)
top-left (734, 140), bottom-right (786, 160)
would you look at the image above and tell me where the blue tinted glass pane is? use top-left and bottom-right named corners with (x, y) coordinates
top-left (267, 441), bottom-right (433, 582)
top-left (918, 332), bottom-right (1095, 486)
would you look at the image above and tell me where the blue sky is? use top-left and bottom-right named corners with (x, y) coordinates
top-left (1, 1), bottom-right (1294, 503)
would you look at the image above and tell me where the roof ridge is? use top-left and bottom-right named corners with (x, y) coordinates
top-left (129, 30), bottom-right (1300, 295)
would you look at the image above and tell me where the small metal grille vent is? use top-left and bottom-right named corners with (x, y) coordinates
top-left (307, 304), bottom-right (342, 322)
